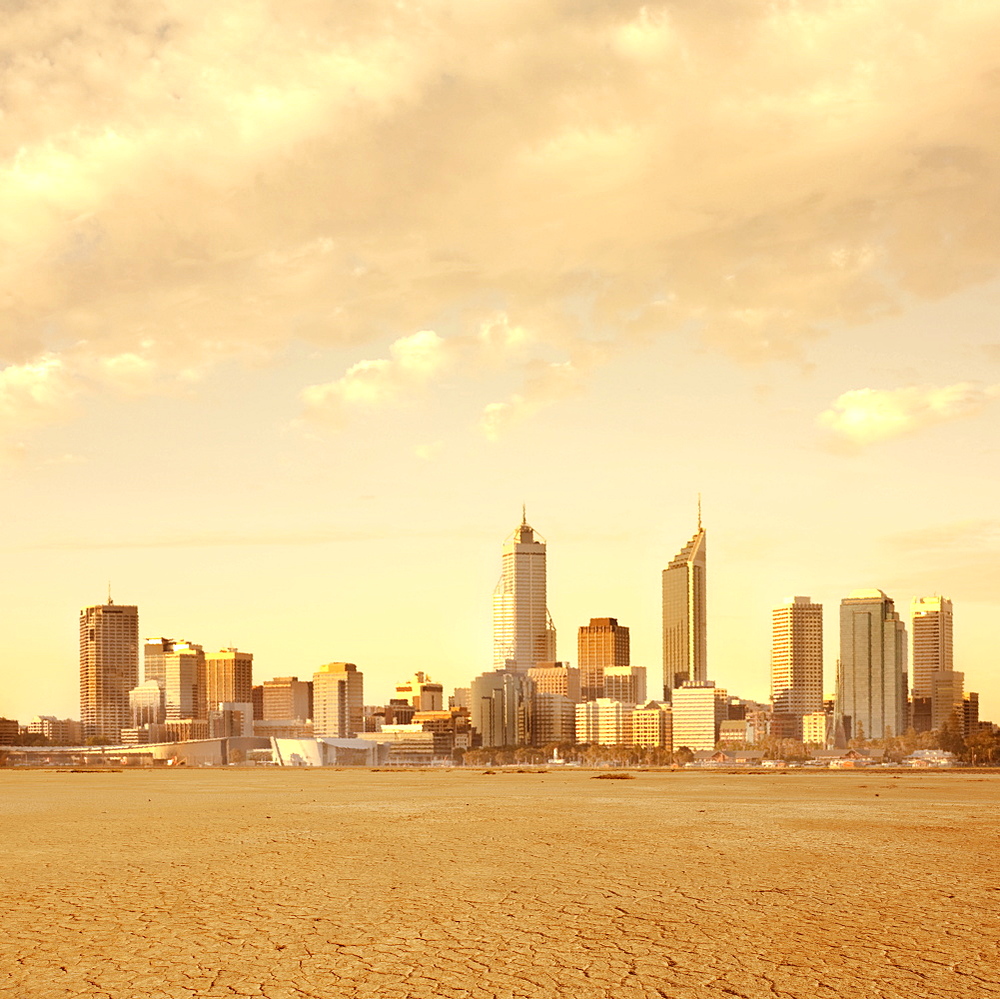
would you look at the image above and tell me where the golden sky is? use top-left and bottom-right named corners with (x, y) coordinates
top-left (3, 1), bottom-right (1000, 721)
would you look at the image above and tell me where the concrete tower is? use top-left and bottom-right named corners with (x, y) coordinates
top-left (771, 596), bottom-right (824, 738)
top-left (492, 508), bottom-right (556, 672)
top-left (80, 599), bottom-right (139, 743)
top-left (577, 617), bottom-right (630, 701)
top-left (911, 596), bottom-right (955, 734)
top-left (662, 509), bottom-right (707, 698)
top-left (837, 589), bottom-right (907, 740)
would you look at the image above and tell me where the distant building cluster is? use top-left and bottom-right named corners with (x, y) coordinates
top-left (0, 509), bottom-right (992, 766)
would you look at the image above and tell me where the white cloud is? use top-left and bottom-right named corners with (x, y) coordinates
top-left (818, 383), bottom-right (1000, 445)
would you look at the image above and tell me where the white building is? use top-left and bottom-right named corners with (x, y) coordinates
top-left (911, 596), bottom-right (954, 697)
top-left (671, 681), bottom-right (717, 752)
top-left (493, 510), bottom-right (556, 671)
top-left (631, 701), bottom-right (672, 748)
top-left (313, 662), bottom-right (364, 738)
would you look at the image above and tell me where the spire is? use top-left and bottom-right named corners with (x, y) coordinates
top-left (521, 502), bottom-right (527, 527)
top-left (697, 493), bottom-right (702, 532)
top-left (107, 581), bottom-right (113, 606)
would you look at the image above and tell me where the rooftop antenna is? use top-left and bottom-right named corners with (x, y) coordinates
top-left (521, 502), bottom-right (527, 526)
top-left (697, 493), bottom-right (702, 532)
top-left (107, 580), bottom-right (113, 606)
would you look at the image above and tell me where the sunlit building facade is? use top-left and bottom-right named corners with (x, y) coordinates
top-left (837, 589), bottom-right (907, 740)
top-left (770, 596), bottom-right (823, 739)
top-left (577, 618), bottom-right (630, 701)
top-left (313, 662), bottom-right (364, 738)
top-left (204, 648), bottom-right (253, 716)
top-left (492, 511), bottom-right (556, 672)
top-left (80, 601), bottom-right (139, 743)
top-left (671, 681), bottom-right (717, 752)
top-left (662, 521), bottom-right (707, 698)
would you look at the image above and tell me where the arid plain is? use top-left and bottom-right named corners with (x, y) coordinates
top-left (2, 769), bottom-right (998, 999)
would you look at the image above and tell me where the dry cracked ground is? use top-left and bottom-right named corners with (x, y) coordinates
top-left (2, 769), bottom-right (999, 999)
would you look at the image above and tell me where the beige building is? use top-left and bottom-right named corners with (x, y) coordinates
top-left (204, 648), bottom-right (253, 716)
top-left (129, 679), bottom-right (165, 726)
top-left (577, 618), bottom-right (630, 701)
top-left (802, 711), bottom-right (829, 746)
top-left (671, 681), bottom-right (717, 752)
top-left (528, 663), bottom-right (581, 702)
top-left (575, 698), bottom-right (632, 746)
top-left (164, 642), bottom-right (205, 721)
top-left (493, 511), bottom-right (556, 671)
top-left (771, 596), bottom-right (823, 739)
top-left (630, 701), bottom-right (672, 749)
top-left (911, 597), bottom-right (954, 697)
top-left (80, 601), bottom-right (139, 743)
top-left (470, 670), bottom-right (533, 747)
top-left (604, 665), bottom-right (646, 705)
top-left (396, 672), bottom-right (444, 711)
top-left (27, 716), bottom-right (83, 744)
top-left (313, 662), bottom-right (364, 738)
top-left (263, 676), bottom-right (312, 721)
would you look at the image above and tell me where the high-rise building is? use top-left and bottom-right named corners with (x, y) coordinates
top-left (262, 676), bottom-right (312, 721)
top-left (204, 648), bottom-right (254, 715)
top-left (531, 692), bottom-right (576, 746)
top-left (631, 701), bottom-right (672, 749)
top-left (670, 681), bottom-right (717, 752)
top-left (492, 509), bottom-right (556, 672)
top-left (575, 698), bottom-right (632, 746)
top-left (770, 596), bottom-right (824, 739)
top-left (931, 670), bottom-right (965, 733)
top-left (80, 600), bottom-right (139, 742)
top-left (911, 597), bottom-right (954, 697)
top-left (164, 641), bottom-right (205, 721)
top-left (578, 618), bottom-right (630, 701)
top-left (129, 679), bottom-right (166, 726)
top-left (470, 670), bottom-right (533, 747)
top-left (662, 516), bottom-right (707, 698)
top-left (528, 663), bottom-right (581, 702)
top-left (604, 666), bottom-right (647, 706)
top-left (143, 638), bottom-right (172, 685)
top-left (313, 662), bottom-right (364, 738)
top-left (837, 589), bottom-right (907, 740)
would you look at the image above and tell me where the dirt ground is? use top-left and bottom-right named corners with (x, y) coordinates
top-left (1, 768), bottom-right (998, 998)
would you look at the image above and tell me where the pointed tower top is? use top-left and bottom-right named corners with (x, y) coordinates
top-left (697, 493), bottom-right (702, 532)
top-left (521, 502), bottom-right (527, 526)
top-left (107, 581), bottom-right (113, 606)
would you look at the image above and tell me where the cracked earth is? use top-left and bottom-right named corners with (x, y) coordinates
top-left (2, 769), bottom-right (998, 998)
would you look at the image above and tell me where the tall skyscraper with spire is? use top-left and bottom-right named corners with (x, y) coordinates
top-left (493, 508), bottom-right (556, 672)
top-left (662, 504), bottom-right (707, 699)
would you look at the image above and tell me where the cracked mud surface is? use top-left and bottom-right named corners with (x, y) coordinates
top-left (2, 769), bottom-right (998, 998)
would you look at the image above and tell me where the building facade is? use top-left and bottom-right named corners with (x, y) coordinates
top-left (263, 676), bottom-right (312, 721)
top-left (80, 601), bottom-right (140, 742)
top-left (575, 698), bottom-right (632, 746)
top-left (164, 641), bottom-right (205, 721)
top-left (204, 648), bottom-right (253, 716)
top-left (527, 663), bottom-right (581, 702)
top-left (492, 510), bottom-right (556, 671)
top-left (470, 670), bottom-right (533, 747)
top-left (313, 662), bottom-right (364, 738)
top-left (770, 596), bottom-right (824, 739)
top-left (662, 521), bottom-right (707, 698)
top-left (603, 665), bottom-right (647, 706)
top-left (837, 590), bottom-right (907, 740)
top-left (631, 701), bottom-right (672, 749)
top-left (531, 692), bottom-right (576, 745)
top-left (911, 596), bottom-right (955, 734)
top-left (671, 681), bottom-right (717, 752)
top-left (395, 672), bottom-right (444, 711)
top-left (577, 618), bottom-right (630, 701)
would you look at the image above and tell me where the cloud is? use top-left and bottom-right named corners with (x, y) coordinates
top-left (818, 383), bottom-right (1000, 446)
top-left (300, 330), bottom-right (449, 424)
top-left (480, 358), bottom-right (590, 441)
top-left (5, 0), bottom-right (1000, 440)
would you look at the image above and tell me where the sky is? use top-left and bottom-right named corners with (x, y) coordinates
top-left (3, 0), bottom-right (1000, 723)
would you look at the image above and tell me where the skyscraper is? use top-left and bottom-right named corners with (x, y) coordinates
top-left (471, 670), bottom-right (534, 747)
top-left (770, 596), bottom-right (823, 739)
top-left (911, 596), bottom-right (954, 734)
top-left (492, 509), bottom-right (556, 671)
top-left (204, 648), bottom-right (254, 716)
top-left (80, 600), bottom-right (139, 742)
top-left (313, 662), bottom-right (364, 738)
top-left (163, 641), bottom-right (205, 721)
top-left (577, 617), bottom-right (630, 700)
top-left (662, 514), bottom-right (707, 698)
top-left (837, 589), bottom-right (907, 740)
